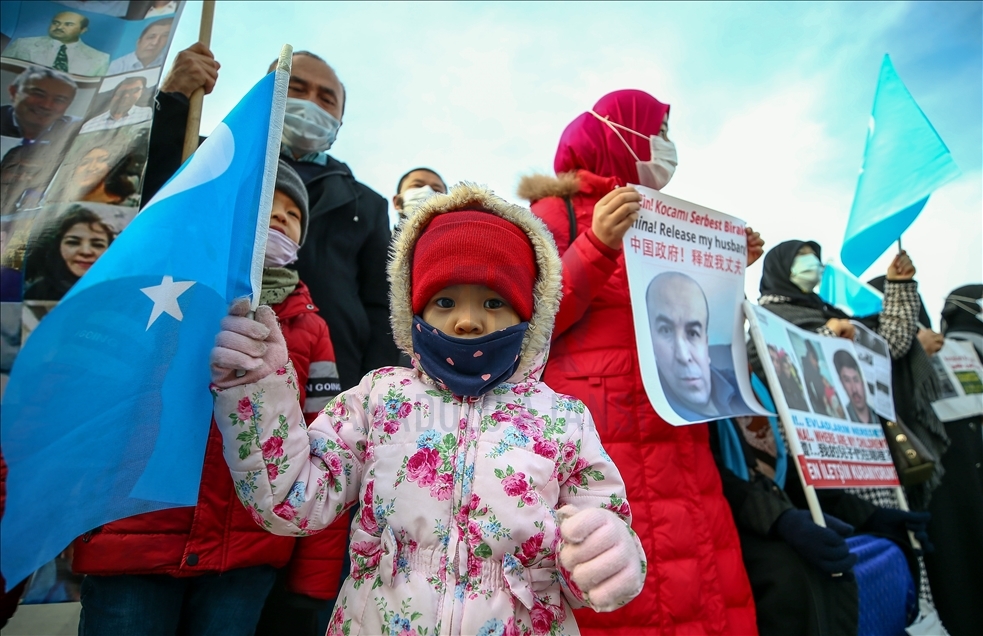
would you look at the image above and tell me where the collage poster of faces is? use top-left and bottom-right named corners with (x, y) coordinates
top-left (0, 0), bottom-right (185, 604)
top-left (623, 184), bottom-right (770, 426)
top-left (748, 304), bottom-right (899, 489)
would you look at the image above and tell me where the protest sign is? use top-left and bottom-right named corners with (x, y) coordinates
top-left (623, 185), bottom-right (769, 425)
top-left (850, 321), bottom-right (896, 422)
top-left (930, 339), bottom-right (983, 422)
top-left (1, 0), bottom-right (185, 392)
top-left (746, 303), bottom-right (899, 489)
top-left (1, 44), bottom-right (292, 593)
top-left (0, 0), bottom-right (186, 601)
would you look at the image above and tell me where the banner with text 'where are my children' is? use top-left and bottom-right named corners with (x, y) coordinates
top-left (747, 304), bottom-right (899, 488)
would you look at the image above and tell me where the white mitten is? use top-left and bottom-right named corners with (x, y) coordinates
top-left (210, 298), bottom-right (288, 388)
top-left (558, 505), bottom-right (644, 612)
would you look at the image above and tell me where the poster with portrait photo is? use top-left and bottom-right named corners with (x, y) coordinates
top-left (79, 68), bottom-right (157, 133)
top-left (747, 303), bottom-right (899, 489)
top-left (624, 185), bottom-right (770, 425)
top-left (931, 339), bottom-right (983, 422)
top-left (42, 121), bottom-right (149, 207)
top-left (849, 321), bottom-right (896, 422)
top-left (21, 201), bottom-right (130, 302)
top-left (1, 60), bottom-right (101, 206)
top-left (2, 1), bottom-right (184, 76)
top-left (105, 12), bottom-right (179, 75)
top-left (1, 1), bottom-right (126, 77)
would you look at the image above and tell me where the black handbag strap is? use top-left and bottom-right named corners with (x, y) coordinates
top-left (564, 196), bottom-right (577, 249)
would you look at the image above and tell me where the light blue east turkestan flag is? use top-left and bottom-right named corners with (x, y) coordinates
top-left (819, 261), bottom-right (884, 318)
top-left (840, 54), bottom-right (960, 277)
top-left (0, 52), bottom-right (290, 590)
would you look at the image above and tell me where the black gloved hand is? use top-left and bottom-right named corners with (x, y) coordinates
top-left (772, 509), bottom-right (858, 576)
top-left (863, 508), bottom-right (934, 553)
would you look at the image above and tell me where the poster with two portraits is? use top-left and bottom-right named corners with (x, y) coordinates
top-left (624, 184), bottom-right (900, 492)
top-left (1, 0), bottom-right (186, 393)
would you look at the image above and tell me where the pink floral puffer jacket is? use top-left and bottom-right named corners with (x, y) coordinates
top-left (214, 184), bottom-right (646, 636)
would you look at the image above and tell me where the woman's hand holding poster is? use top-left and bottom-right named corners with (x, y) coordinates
top-left (623, 184), bottom-right (769, 425)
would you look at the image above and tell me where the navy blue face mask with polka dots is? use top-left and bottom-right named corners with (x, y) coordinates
top-left (411, 316), bottom-right (529, 397)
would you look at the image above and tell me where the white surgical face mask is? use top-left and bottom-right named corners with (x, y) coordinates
top-left (636, 135), bottom-right (677, 190)
top-left (398, 185), bottom-right (438, 220)
top-left (589, 109), bottom-right (677, 190)
top-left (790, 253), bottom-right (824, 293)
top-left (281, 97), bottom-right (340, 155)
top-left (264, 229), bottom-right (300, 268)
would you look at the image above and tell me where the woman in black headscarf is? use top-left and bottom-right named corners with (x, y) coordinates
top-left (941, 284), bottom-right (983, 358)
top-left (916, 283), bottom-right (983, 636)
top-left (751, 240), bottom-right (921, 366)
top-left (747, 239), bottom-right (945, 622)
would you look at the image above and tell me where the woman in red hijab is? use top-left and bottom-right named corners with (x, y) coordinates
top-left (519, 90), bottom-right (759, 635)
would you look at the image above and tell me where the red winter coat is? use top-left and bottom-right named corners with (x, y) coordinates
top-left (520, 170), bottom-right (757, 635)
top-left (73, 281), bottom-right (348, 600)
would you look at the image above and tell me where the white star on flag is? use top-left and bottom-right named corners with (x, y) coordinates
top-left (140, 275), bottom-right (196, 330)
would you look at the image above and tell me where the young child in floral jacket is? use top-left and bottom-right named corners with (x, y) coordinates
top-left (209, 183), bottom-right (646, 636)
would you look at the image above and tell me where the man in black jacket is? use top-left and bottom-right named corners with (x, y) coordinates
top-left (144, 45), bottom-right (399, 392)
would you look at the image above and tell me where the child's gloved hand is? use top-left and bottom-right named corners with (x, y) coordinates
top-left (558, 505), bottom-right (644, 612)
top-left (210, 298), bottom-right (288, 388)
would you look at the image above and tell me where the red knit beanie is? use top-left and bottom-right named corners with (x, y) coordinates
top-left (411, 211), bottom-right (537, 321)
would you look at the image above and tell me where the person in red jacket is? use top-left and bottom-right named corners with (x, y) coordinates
top-left (518, 89), bottom-right (764, 635)
top-left (72, 160), bottom-right (347, 636)
top-left (0, 451), bottom-right (29, 629)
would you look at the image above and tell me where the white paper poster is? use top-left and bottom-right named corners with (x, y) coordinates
top-left (850, 321), bottom-right (896, 422)
top-left (623, 185), bottom-right (769, 425)
top-left (931, 339), bottom-right (983, 422)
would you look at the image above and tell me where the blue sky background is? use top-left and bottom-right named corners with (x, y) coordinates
top-left (164, 1), bottom-right (981, 323)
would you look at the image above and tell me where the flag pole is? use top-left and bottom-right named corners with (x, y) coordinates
top-left (181, 0), bottom-right (217, 162)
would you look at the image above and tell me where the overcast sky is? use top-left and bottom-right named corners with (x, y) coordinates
top-left (164, 1), bottom-right (982, 323)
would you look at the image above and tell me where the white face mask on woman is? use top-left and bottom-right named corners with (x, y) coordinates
top-left (264, 229), bottom-right (301, 268)
top-left (589, 109), bottom-right (677, 190)
top-left (281, 98), bottom-right (341, 155)
top-left (790, 253), bottom-right (824, 292)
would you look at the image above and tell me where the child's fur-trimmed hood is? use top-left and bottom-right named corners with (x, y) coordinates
top-left (388, 183), bottom-right (562, 375)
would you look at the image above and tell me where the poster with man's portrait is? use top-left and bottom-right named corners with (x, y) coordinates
top-left (624, 185), bottom-right (770, 425)
top-left (747, 304), bottom-right (898, 489)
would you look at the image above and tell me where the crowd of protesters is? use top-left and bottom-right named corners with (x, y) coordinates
top-left (0, 39), bottom-right (980, 636)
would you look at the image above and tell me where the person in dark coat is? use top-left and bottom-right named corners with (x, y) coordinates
top-left (717, 239), bottom-right (940, 635)
top-left (143, 46), bottom-right (399, 392)
top-left (917, 284), bottom-right (983, 636)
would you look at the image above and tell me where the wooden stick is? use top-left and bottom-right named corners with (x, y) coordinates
top-left (181, 0), bottom-right (217, 162)
top-left (744, 301), bottom-right (828, 528)
top-left (895, 485), bottom-right (922, 551)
